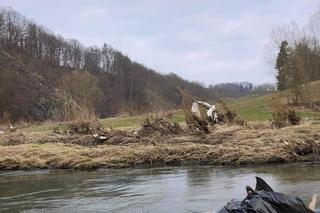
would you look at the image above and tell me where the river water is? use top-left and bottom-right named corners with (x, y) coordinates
top-left (0, 163), bottom-right (319, 213)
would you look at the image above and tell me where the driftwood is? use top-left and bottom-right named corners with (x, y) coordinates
top-left (187, 115), bottom-right (209, 134)
top-left (53, 120), bottom-right (110, 143)
top-left (139, 117), bottom-right (182, 136)
top-left (191, 100), bottom-right (244, 126)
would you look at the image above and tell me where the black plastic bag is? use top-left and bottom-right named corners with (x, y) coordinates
top-left (218, 177), bottom-right (315, 213)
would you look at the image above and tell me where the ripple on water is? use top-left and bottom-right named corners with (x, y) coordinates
top-left (0, 163), bottom-right (319, 212)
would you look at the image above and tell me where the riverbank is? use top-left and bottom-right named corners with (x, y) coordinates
top-left (0, 119), bottom-right (320, 170)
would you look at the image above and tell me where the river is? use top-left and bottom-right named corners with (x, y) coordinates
top-left (0, 163), bottom-right (319, 212)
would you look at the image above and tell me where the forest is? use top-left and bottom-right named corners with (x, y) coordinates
top-left (0, 8), bottom-right (272, 122)
top-left (273, 7), bottom-right (320, 106)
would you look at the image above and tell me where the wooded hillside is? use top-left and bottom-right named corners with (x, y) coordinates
top-left (0, 8), bottom-right (272, 122)
top-left (0, 8), bottom-right (220, 122)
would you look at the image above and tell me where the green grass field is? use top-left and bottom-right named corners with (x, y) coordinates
top-left (22, 81), bottom-right (320, 131)
top-left (230, 80), bottom-right (320, 121)
top-left (98, 95), bottom-right (320, 129)
top-left (23, 96), bottom-right (320, 132)
top-left (230, 94), bottom-right (320, 121)
top-left (99, 81), bottom-right (320, 128)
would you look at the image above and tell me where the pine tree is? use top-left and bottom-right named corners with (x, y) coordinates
top-left (275, 40), bottom-right (291, 91)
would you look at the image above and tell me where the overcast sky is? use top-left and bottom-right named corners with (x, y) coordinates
top-left (1, 0), bottom-right (319, 85)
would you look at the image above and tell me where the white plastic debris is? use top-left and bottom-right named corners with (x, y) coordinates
top-left (206, 105), bottom-right (216, 118)
top-left (191, 102), bottom-right (201, 118)
top-left (93, 133), bottom-right (107, 140)
top-left (213, 111), bottom-right (219, 123)
top-left (194, 100), bottom-right (219, 123)
top-left (197, 101), bottom-right (212, 109)
top-left (207, 105), bottom-right (219, 123)
top-left (98, 136), bottom-right (107, 140)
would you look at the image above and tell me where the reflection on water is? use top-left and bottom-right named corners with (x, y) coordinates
top-left (0, 163), bottom-right (319, 213)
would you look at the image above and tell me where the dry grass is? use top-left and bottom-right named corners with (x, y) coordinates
top-left (0, 121), bottom-right (319, 170)
top-left (271, 95), bottom-right (301, 128)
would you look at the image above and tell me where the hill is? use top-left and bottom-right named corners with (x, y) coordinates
top-left (99, 80), bottom-right (320, 128)
top-left (0, 8), bottom-right (217, 122)
top-left (231, 80), bottom-right (320, 121)
top-left (0, 50), bottom-right (57, 121)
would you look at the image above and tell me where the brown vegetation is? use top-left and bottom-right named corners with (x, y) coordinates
top-left (271, 96), bottom-right (301, 128)
top-left (0, 119), bottom-right (319, 170)
top-left (215, 100), bottom-right (245, 125)
top-left (0, 8), bottom-right (218, 123)
top-left (138, 117), bottom-right (182, 136)
top-left (0, 8), bottom-right (276, 124)
top-left (57, 71), bottom-right (104, 121)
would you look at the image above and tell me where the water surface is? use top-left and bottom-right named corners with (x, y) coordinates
top-left (0, 163), bottom-right (320, 212)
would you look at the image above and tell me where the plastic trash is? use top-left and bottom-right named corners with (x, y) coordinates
top-left (218, 177), bottom-right (315, 213)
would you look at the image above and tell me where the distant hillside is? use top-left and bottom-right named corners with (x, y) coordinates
top-left (210, 82), bottom-right (275, 99)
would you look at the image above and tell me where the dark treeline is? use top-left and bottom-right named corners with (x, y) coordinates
top-left (275, 39), bottom-right (320, 102)
top-left (0, 8), bottom-right (271, 122)
top-left (210, 82), bottom-right (275, 99)
top-left (273, 7), bottom-right (320, 104)
top-left (276, 39), bottom-right (320, 88)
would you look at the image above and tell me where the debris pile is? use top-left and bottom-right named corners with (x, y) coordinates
top-left (0, 132), bottom-right (29, 146)
top-left (288, 109), bottom-right (301, 125)
top-left (186, 115), bottom-right (210, 134)
top-left (0, 124), bottom-right (17, 135)
top-left (218, 177), bottom-right (314, 213)
top-left (52, 120), bottom-right (111, 145)
top-left (215, 101), bottom-right (245, 125)
top-left (271, 96), bottom-right (301, 128)
top-left (187, 99), bottom-right (245, 134)
top-left (139, 117), bottom-right (182, 136)
top-left (272, 107), bottom-right (301, 128)
top-left (53, 120), bottom-right (105, 135)
top-left (52, 120), bottom-right (139, 145)
top-left (0, 117), bottom-right (320, 170)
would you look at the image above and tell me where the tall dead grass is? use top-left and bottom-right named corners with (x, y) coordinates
top-left (271, 95), bottom-right (300, 128)
top-left (182, 92), bottom-right (194, 125)
top-left (57, 88), bottom-right (97, 121)
top-left (1, 121), bottom-right (319, 169)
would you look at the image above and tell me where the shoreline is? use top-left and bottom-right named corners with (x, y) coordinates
top-left (0, 121), bottom-right (319, 170)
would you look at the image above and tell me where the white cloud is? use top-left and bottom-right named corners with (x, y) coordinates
top-left (81, 7), bottom-right (108, 20)
top-left (3, 0), bottom-right (320, 84)
top-left (185, 49), bottom-right (212, 61)
top-left (220, 14), bottom-right (253, 33)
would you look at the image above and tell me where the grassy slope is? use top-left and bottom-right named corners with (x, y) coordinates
top-left (231, 80), bottom-right (320, 121)
top-left (231, 95), bottom-right (320, 121)
top-left (99, 81), bottom-right (320, 128)
top-left (22, 81), bottom-right (320, 131)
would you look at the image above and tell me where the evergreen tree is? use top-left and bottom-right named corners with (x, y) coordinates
top-left (275, 40), bottom-right (291, 90)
